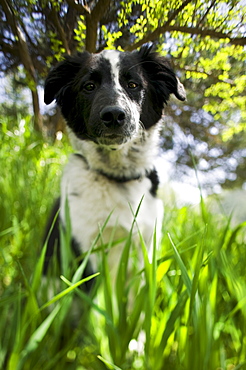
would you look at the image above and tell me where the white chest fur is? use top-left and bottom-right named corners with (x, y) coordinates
top-left (60, 154), bottom-right (163, 270)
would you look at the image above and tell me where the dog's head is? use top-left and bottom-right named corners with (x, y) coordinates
top-left (44, 45), bottom-right (185, 147)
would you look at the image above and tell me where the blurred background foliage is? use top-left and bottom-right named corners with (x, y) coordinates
top-left (1, 2), bottom-right (246, 368)
top-left (0, 0), bottom-right (245, 191)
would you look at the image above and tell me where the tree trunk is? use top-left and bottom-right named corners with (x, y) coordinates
top-left (31, 89), bottom-right (43, 132)
top-left (85, 15), bottom-right (98, 53)
top-left (85, 0), bottom-right (111, 53)
top-left (2, 0), bottom-right (43, 131)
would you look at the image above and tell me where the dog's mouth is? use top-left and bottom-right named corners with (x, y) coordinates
top-left (96, 133), bottom-right (129, 146)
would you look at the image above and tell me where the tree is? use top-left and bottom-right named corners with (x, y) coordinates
top-left (1, 0), bottom-right (43, 130)
top-left (0, 0), bottom-right (245, 190)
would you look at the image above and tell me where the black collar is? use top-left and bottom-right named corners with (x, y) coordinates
top-left (74, 153), bottom-right (159, 196)
top-left (74, 153), bottom-right (142, 183)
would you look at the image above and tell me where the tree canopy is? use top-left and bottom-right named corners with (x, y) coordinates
top-left (0, 0), bottom-right (246, 191)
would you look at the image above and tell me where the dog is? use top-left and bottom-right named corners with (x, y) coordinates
top-left (43, 44), bottom-right (186, 280)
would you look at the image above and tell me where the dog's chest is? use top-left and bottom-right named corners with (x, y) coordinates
top-left (60, 155), bottom-right (163, 262)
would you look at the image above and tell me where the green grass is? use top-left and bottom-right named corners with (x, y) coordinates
top-left (0, 116), bottom-right (246, 370)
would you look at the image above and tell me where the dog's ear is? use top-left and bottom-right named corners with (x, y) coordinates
top-left (175, 77), bottom-right (186, 101)
top-left (138, 45), bottom-right (186, 102)
top-left (44, 53), bottom-right (90, 105)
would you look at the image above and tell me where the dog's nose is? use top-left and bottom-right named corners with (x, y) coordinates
top-left (100, 106), bottom-right (126, 127)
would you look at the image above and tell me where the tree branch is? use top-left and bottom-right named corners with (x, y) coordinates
top-left (1, 0), bottom-right (42, 130)
top-left (85, 0), bottom-right (111, 52)
top-left (0, 40), bottom-right (19, 57)
top-left (50, 5), bottom-right (71, 54)
top-left (196, 0), bottom-right (217, 27)
top-left (64, 5), bottom-right (78, 52)
top-left (168, 25), bottom-right (246, 46)
top-left (125, 24), bottom-right (246, 51)
top-left (1, 0), bottom-right (39, 80)
top-left (165, 0), bottom-right (193, 26)
top-left (65, 0), bottom-right (90, 15)
top-left (65, 0), bottom-right (111, 53)
top-left (92, 0), bottom-right (112, 23)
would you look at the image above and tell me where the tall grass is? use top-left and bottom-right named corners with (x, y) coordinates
top-left (0, 116), bottom-right (246, 370)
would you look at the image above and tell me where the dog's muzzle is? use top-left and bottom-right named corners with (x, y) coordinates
top-left (94, 105), bottom-right (136, 146)
top-left (100, 105), bottom-right (126, 128)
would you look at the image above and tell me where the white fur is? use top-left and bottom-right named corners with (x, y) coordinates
top-left (67, 123), bottom-right (161, 179)
top-left (61, 125), bottom-right (163, 270)
top-left (98, 50), bottom-right (142, 143)
top-left (101, 50), bottom-right (121, 85)
top-left (60, 153), bottom-right (163, 270)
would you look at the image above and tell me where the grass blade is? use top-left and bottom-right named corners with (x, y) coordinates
top-left (17, 304), bottom-right (61, 369)
top-left (97, 355), bottom-right (123, 370)
top-left (40, 272), bottom-right (99, 311)
top-left (168, 233), bottom-right (192, 295)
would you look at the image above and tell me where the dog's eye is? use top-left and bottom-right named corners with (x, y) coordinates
top-left (84, 82), bottom-right (96, 92)
top-left (128, 81), bottom-right (138, 89)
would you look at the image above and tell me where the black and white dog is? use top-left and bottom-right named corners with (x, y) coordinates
top-left (44, 45), bottom-right (185, 276)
